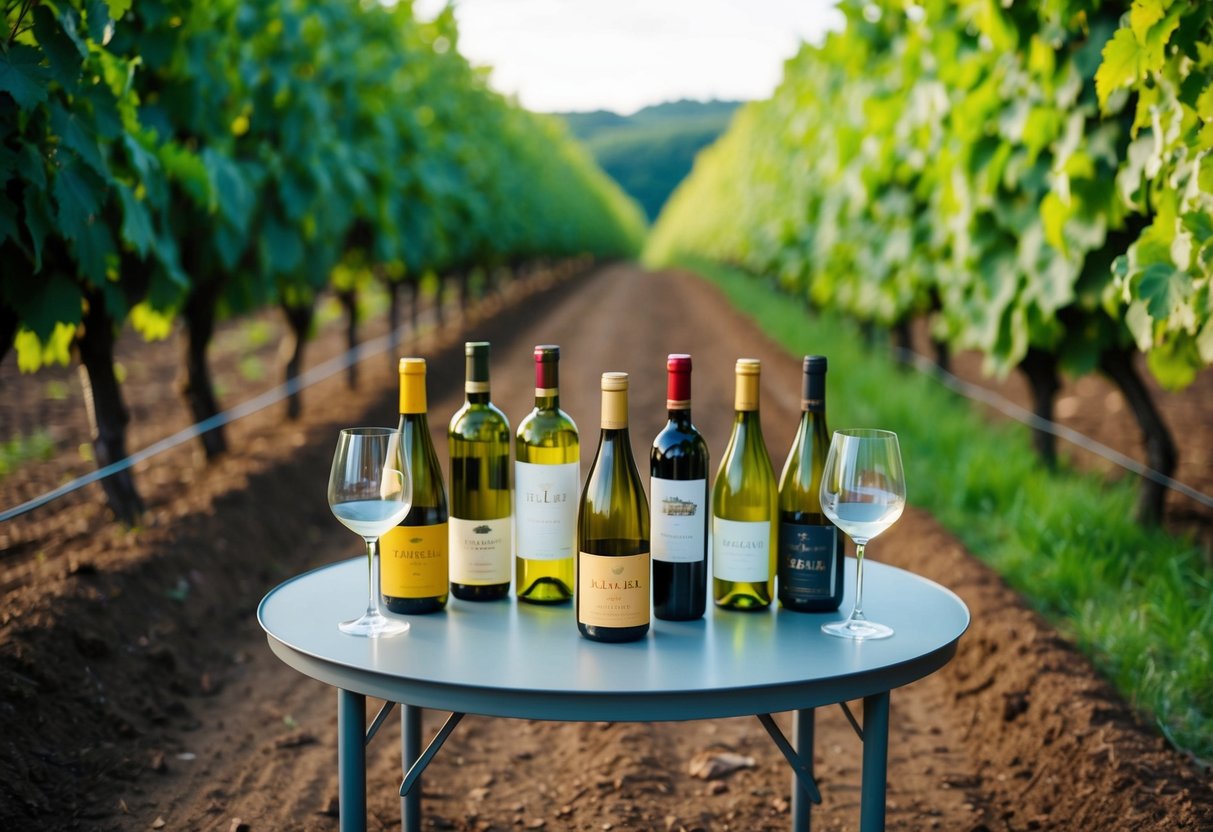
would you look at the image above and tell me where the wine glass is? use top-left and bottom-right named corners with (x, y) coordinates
top-left (328, 427), bottom-right (412, 637)
top-left (819, 429), bottom-right (905, 640)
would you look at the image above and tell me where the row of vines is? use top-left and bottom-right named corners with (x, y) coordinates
top-left (1, 0), bottom-right (646, 524)
top-left (647, 0), bottom-right (1212, 523)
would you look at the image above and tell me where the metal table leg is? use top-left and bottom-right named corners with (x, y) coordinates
top-left (791, 708), bottom-right (815, 832)
top-left (401, 705), bottom-right (422, 832)
top-left (338, 689), bottom-right (367, 832)
top-left (859, 692), bottom-right (890, 832)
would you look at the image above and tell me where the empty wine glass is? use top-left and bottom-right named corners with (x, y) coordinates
top-left (819, 429), bottom-right (905, 640)
top-left (328, 427), bottom-right (412, 637)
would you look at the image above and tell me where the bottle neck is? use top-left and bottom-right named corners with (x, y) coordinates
top-left (734, 373), bottom-right (759, 412)
top-left (535, 359), bottom-right (559, 410)
top-left (602, 388), bottom-right (628, 432)
top-left (466, 388), bottom-right (490, 405)
top-left (399, 372), bottom-right (427, 415)
top-left (666, 405), bottom-right (692, 425)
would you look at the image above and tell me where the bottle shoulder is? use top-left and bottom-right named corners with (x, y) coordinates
top-left (450, 402), bottom-right (511, 439)
top-left (517, 406), bottom-right (579, 441)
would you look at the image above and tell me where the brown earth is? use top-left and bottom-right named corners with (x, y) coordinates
top-left (1, 263), bottom-right (1210, 832)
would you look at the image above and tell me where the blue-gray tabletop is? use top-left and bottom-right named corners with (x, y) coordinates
top-left (258, 557), bottom-right (970, 722)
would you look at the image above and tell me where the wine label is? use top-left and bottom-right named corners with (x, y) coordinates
top-left (381, 523), bottom-right (449, 598)
top-left (778, 521), bottom-right (839, 600)
top-left (577, 551), bottom-right (650, 628)
top-left (450, 516), bottom-right (512, 585)
top-left (514, 461), bottom-right (578, 560)
top-left (712, 517), bottom-right (771, 582)
top-left (651, 477), bottom-right (707, 564)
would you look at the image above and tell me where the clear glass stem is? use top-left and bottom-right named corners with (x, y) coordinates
top-left (364, 536), bottom-right (385, 618)
top-left (849, 540), bottom-right (868, 623)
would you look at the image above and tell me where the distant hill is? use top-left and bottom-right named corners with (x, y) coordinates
top-left (555, 100), bottom-right (743, 222)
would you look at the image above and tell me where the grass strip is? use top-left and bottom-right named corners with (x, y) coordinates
top-left (685, 257), bottom-right (1213, 763)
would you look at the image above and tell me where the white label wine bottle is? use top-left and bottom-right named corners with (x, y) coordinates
top-left (577, 372), bottom-right (650, 642)
top-left (712, 358), bottom-right (777, 610)
top-left (382, 357), bottom-right (449, 614)
top-left (515, 345), bottom-right (579, 603)
top-left (449, 341), bottom-right (512, 601)
top-left (650, 353), bottom-right (709, 621)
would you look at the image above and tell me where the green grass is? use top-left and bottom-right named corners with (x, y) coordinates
top-left (0, 430), bottom-right (56, 478)
top-left (688, 258), bottom-right (1213, 763)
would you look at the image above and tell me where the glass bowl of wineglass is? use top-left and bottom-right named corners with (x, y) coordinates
top-left (328, 427), bottom-right (412, 637)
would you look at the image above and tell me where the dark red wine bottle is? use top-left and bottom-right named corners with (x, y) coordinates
top-left (650, 354), bottom-right (709, 620)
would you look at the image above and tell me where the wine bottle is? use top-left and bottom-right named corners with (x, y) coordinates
top-left (448, 341), bottom-right (512, 602)
top-left (577, 372), bottom-right (650, 642)
top-left (650, 354), bottom-right (709, 621)
top-left (777, 356), bottom-right (845, 612)
top-left (382, 357), bottom-right (449, 614)
top-left (515, 345), bottom-right (579, 604)
top-left (712, 358), bottom-right (777, 610)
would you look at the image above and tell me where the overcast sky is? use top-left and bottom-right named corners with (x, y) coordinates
top-left (413, 0), bottom-right (844, 114)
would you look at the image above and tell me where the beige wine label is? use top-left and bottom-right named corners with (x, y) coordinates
top-left (449, 517), bottom-right (511, 584)
top-left (577, 551), bottom-right (650, 628)
top-left (381, 523), bottom-right (448, 597)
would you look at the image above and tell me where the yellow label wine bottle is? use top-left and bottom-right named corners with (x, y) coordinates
top-left (382, 357), bottom-right (449, 614)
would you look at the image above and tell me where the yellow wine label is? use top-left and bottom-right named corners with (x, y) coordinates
top-left (381, 523), bottom-right (448, 598)
top-left (577, 551), bottom-right (650, 628)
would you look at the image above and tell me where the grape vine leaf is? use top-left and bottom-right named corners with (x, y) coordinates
top-left (53, 163), bottom-right (103, 244)
top-left (0, 46), bottom-right (52, 110)
top-left (105, 0), bottom-right (133, 21)
top-left (115, 182), bottom-right (154, 256)
top-left (1137, 262), bottom-right (1192, 322)
top-left (50, 101), bottom-right (108, 178)
top-left (32, 6), bottom-right (87, 88)
top-left (1095, 28), bottom-right (1144, 110)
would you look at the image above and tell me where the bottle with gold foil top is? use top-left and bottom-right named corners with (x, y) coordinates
top-left (711, 358), bottom-right (777, 610)
top-left (449, 342), bottom-right (512, 601)
top-left (382, 357), bottom-right (449, 614)
top-left (577, 372), bottom-right (650, 642)
top-left (515, 345), bottom-right (579, 603)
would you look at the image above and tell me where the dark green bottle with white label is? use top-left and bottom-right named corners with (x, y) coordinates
top-left (777, 356), bottom-right (844, 612)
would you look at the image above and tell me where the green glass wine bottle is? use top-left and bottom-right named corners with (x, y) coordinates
top-left (515, 345), bottom-right (579, 604)
top-left (449, 342), bottom-right (512, 601)
top-left (712, 358), bottom-right (777, 610)
top-left (577, 372), bottom-right (650, 642)
top-left (777, 356), bottom-right (844, 612)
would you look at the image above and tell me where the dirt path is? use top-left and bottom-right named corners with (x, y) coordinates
top-left (1, 264), bottom-right (1210, 831)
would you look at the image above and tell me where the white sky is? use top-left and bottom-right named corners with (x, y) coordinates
top-left (413, 0), bottom-right (844, 114)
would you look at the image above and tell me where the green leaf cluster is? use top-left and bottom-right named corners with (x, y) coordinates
top-left (2, 0), bottom-right (644, 367)
top-left (647, 0), bottom-right (1212, 389)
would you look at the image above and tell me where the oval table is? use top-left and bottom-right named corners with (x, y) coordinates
top-left (259, 557), bottom-right (969, 832)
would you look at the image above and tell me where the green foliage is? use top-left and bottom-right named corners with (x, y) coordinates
top-left (559, 100), bottom-right (740, 221)
top-left (2, 0), bottom-right (186, 369)
top-left (2, 0), bottom-right (644, 366)
top-left (648, 0), bottom-right (1213, 388)
top-left (693, 257), bottom-right (1213, 761)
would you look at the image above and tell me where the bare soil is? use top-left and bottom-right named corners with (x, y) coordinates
top-left (1, 263), bottom-right (1210, 831)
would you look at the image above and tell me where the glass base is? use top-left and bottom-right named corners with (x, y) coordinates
top-left (822, 618), bottom-right (894, 640)
top-left (339, 610), bottom-right (410, 638)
